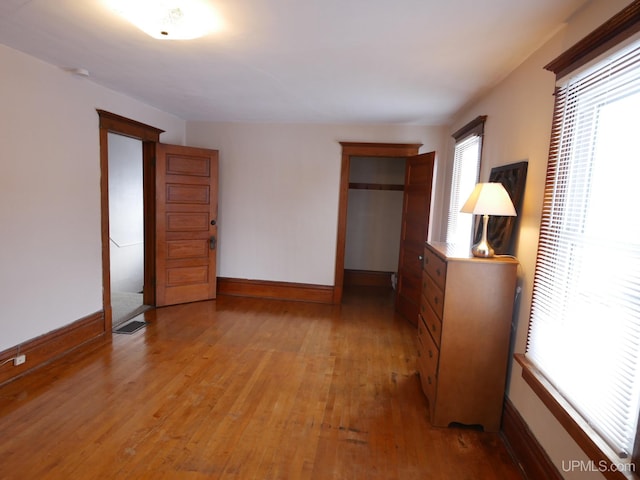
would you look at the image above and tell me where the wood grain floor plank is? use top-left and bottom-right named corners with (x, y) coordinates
top-left (0, 287), bottom-right (524, 479)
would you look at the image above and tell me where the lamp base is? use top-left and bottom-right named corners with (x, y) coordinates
top-left (471, 214), bottom-right (495, 258)
top-left (471, 240), bottom-right (495, 258)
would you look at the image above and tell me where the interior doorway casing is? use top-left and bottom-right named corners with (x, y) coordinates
top-left (98, 110), bottom-right (164, 333)
top-left (333, 142), bottom-right (422, 304)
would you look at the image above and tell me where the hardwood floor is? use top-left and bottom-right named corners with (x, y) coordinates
top-left (0, 287), bottom-right (524, 479)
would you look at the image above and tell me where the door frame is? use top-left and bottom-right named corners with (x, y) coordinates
top-left (97, 110), bottom-right (164, 332)
top-left (333, 142), bottom-right (422, 304)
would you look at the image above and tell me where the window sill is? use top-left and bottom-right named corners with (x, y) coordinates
top-left (514, 354), bottom-right (638, 480)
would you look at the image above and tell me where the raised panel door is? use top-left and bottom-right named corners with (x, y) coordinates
top-left (156, 144), bottom-right (219, 306)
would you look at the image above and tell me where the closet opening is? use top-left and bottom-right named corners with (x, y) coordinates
top-left (344, 155), bottom-right (406, 291)
top-left (333, 142), bottom-right (435, 326)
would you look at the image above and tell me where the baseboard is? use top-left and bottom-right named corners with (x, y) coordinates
top-left (0, 311), bottom-right (105, 386)
top-left (344, 269), bottom-right (393, 288)
top-left (217, 277), bottom-right (334, 304)
top-left (501, 397), bottom-right (563, 480)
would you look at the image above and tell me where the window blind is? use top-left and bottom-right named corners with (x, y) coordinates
top-left (446, 134), bottom-right (482, 245)
top-left (526, 38), bottom-right (640, 458)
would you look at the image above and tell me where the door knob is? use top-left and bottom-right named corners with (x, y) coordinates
top-left (210, 219), bottom-right (216, 226)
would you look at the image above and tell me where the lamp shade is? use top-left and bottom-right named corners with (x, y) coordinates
top-left (460, 182), bottom-right (517, 216)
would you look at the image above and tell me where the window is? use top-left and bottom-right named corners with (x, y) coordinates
top-left (446, 116), bottom-right (486, 245)
top-left (523, 2), bottom-right (640, 471)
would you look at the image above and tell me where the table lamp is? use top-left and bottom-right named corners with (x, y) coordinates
top-left (460, 182), bottom-right (517, 258)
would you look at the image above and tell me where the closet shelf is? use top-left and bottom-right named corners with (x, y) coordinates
top-left (348, 182), bottom-right (404, 191)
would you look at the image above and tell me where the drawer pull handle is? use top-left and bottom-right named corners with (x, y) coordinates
top-left (427, 376), bottom-right (432, 385)
top-left (436, 268), bottom-right (441, 276)
top-left (434, 297), bottom-right (439, 305)
top-left (431, 324), bottom-right (436, 332)
top-left (428, 349), bottom-right (433, 358)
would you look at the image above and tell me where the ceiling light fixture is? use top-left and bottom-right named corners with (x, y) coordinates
top-left (107, 0), bottom-right (223, 40)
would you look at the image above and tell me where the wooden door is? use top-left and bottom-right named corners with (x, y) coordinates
top-left (395, 152), bottom-right (435, 326)
top-left (156, 144), bottom-right (219, 306)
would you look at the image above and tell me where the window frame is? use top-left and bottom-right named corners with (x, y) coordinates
top-left (446, 115), bottom-right (487, 246)
top-left (518, 2), bottom-right (640, 479)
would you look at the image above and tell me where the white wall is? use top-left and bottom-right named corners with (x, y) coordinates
top-left (442, 1), bottom-right (632, 478)
top-left (186, 122), bottom-right (446, 285)
top-left (0, 44), bottom-right (186, 352)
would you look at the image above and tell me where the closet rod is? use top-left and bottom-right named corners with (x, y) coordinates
top-left (348, 182), bottom-right (404, 191)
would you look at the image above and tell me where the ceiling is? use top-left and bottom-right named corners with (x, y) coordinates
top-left (0, 0), bottom-right (588, 125)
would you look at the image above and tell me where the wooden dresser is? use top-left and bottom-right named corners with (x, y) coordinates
top-left (417, 241), bottom-right (518, 432)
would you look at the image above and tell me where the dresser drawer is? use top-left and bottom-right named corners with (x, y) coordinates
top-left (417, 310), bottom-right (430, 350)
top-left (422, 271), bottom-right (445, 320)
top-left (423, 246), bottom-right (446, 291)
top-left (420, 296), bottom-right (442, 348)
top-left (417, 323), bottom-right (439, 405)
top-left (418, 352), bottom-right (437, 405)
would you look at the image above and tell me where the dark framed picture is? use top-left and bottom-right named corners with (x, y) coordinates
top-left (474, 161), bottom-right (528, 255)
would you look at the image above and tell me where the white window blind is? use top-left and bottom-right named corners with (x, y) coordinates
top-left (446, 134), bottom-right (482, 245)
top-left (526, 38), bottom-right (640, 458)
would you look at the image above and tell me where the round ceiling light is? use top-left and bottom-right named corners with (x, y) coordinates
top-left (107, 0), bottom-right (223, 40)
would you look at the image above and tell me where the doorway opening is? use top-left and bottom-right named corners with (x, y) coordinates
top-left (98, 110), bottom-right (163, 333)
top-left (341, 153), bottom-right (408, 312)
top-left (333, 142), bottom-right (421, 304)
top-left (334, 142), bottom-right (435, 325)
top-left (344, 156), bottom-right (406, 286)
top-left (107, 133), bottom-right (152, 328)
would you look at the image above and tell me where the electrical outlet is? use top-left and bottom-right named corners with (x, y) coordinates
top-left (14, 354), bottom-right (26, 366)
